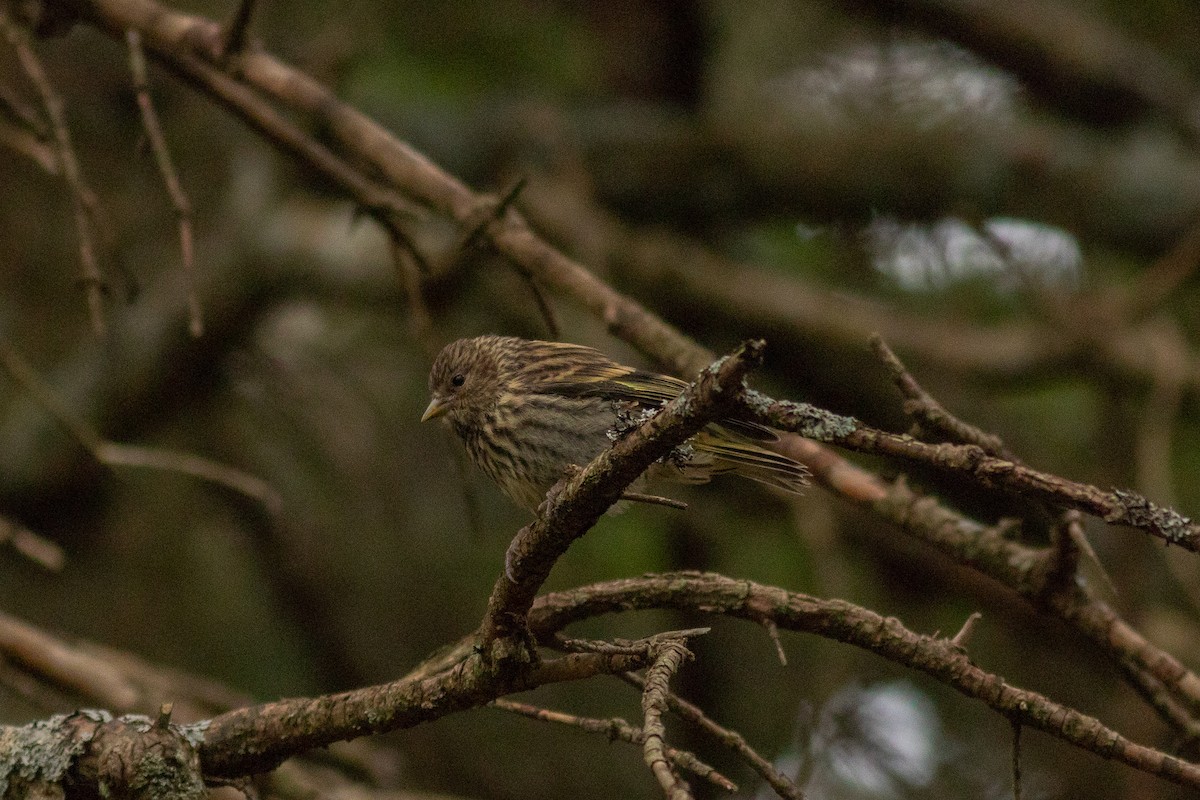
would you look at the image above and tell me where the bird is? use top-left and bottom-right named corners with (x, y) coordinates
top-left (422, 335), bottom-right (809, 511)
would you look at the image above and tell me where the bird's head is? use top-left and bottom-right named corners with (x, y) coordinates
top-left (422, 336), bottom-right (507, 426)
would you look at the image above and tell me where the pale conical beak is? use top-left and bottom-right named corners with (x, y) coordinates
top-left (421, 396), bottom-right (449, 422)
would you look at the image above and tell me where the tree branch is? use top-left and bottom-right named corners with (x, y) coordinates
top-left (531, 573), bottom-right (1200, 790)
top-left (741, 391), bottom-right (1200, 551)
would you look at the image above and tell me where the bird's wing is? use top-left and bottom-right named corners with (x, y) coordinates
top-left (526, 341), bottom-right (781, 442)
top-left (522, 342), bottom-right (687, 404)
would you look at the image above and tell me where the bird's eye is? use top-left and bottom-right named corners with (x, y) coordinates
top-left (450, 373), bottom-right (466, 388)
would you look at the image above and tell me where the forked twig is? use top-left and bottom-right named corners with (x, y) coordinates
top-left (0, 340), bottom-right (281, 515)
top-left (491, 699), bottom-right (736, 792)
top-left (870, 333), bottom-right (1017, 460)
top-left (619, 671), bottom-right (805, 800)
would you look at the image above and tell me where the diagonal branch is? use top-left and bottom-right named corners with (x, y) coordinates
top-left (0, 514), bottom-right (63, 572)
top-left (870, 333), bottom-right (1019, 460)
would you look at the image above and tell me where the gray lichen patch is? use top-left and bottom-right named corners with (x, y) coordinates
top-left (0, 713), bottom-right (95, 797)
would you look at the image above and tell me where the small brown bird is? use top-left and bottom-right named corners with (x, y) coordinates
top-left (422, 335), bottom-right (809, 511)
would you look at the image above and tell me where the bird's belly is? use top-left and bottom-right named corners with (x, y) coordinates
top-left (464, 396), bottom-right (618, 510)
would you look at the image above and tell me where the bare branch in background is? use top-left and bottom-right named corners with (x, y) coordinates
top-left (0, 115), bottom-right (57, 171)
top-left (220, 0), bottom-right (259, 58)
top-left (127, 29), bottom-right (202, 337)
top-left (0, 515), bottom-right (63, 571)
top-left (0, 340), bottom-right (281, 515)
top-left (0, 10), bottom-right (107, 335)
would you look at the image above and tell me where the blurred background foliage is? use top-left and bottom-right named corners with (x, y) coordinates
top-left (2, 0), bottom-right (1200, 798)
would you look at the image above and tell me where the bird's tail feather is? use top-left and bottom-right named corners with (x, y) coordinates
top-left (690, 428), bottom-right (810, 493)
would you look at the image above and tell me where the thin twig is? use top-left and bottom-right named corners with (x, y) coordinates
top-left (0, 340), bottom-right (281, 515)
top-left (0, 77), bottom-right (48, 135)
top-left (1041, 511), bottom-right (1081, 597)
top-left (490, 699), bottom-right (736, 792)
top-left (761, 617), bottom-right (788, 666)
top-left (1062, 512), bottom-right (1116, 597)
top-left (220, 0), bottom-right (259, 58)
top-left (463, 177), bottom-right (527, 252)
top-left (519, 270), bottom-right (561, 339)
top-left (441, 177), bottom-right (529, 274)
top-left (0, 515), bottom-right (64, 572)
top-left (98, 442), bottom-right (281, 514)
top-left (1115, 655), bottom-right (1200, 757)
top-left (870, 333), bottom-right (1017, 460)
top-left (621, 491), bottom-right (687, 510)
top-left (950, 612), bottom-right (982, 648)
top-left (491, 178), bottom-right (562, 337)
top-left (127, 29), bottom-right (202, 337)
top-left (387, 227), bottom-right (437, 355)
top-left (0, 115), bottom-right (57, 171)
top-left (1, 12), bottom-right (107, 335)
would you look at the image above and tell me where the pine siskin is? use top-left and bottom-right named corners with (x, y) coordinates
top-left (422, 335), bottom-right (809, 511)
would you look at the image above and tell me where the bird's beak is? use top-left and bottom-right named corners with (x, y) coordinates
top-left (421, 396), bottom-right (449, 422)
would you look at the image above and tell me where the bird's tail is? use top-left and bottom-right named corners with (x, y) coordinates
top-left (689, 426), bottom-right (810, 493)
